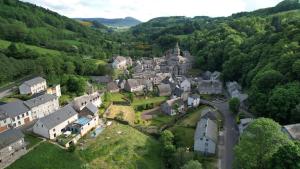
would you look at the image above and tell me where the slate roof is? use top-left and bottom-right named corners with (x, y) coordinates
top-left (0, 129), bottom-right (24, 149)
top-left (0, 101), bottom-right (29, 118)
top-left (189, 94), bottom-right (200, 100)
top-left (84, 103), bottom-right (98, 114)
top-left (283, 124), bottom-right (300, 140)
top-left (157, 83), bottom-right (172, 94)
top-left (195, 117), bottom-right (218, 143)
top-left (22, 77), bottom-right (46, 86)
top-left (38, 105), bottom-right (77, 129)
top-left (107, 82), bottom-right (119, 91)
top-left (126, 79), bottom-right (142, 88)
top-left (24, 94), bottom-right (57, 108)
top-left (90, 76), bottom-right (112, 83)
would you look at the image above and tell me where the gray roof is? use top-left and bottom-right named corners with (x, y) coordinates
top-left (0, 101), bottom-right (30, 118)
top-left (283, 124), bottom-right (300, 140)
top-left (107, 82), bottom-right (119, 91)
top-left (126, 79), bottom-right (141, 88)
top-left (83, 103), bottom-right (98, 114)
top-left (0, 129), bottom-right (24, 149)
top-left (38, 105), bottom-right (77, 129)
top-left (23, 77), bottom-right (46, 86)
top-left (195, 117), bottom-right (218, 143)
top-left (90, 76), bottom-right (112, 83)
top-left (189, 94), bottom-right (200, 99)
top-left (157, 83), bottom-right (172, 93)
top-left (24, 94), bottom-right (57, 108)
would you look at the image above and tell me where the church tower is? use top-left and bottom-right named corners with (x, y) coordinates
top-left (174, 42), bottom-right (180, 56)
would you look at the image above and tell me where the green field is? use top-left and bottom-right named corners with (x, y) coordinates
top-left (7, 142), bottom-right (83, 169)
top-left (0, 39), bottom-right (61, 56)
top-left (24, 133), bottom-right (43, 149)
top-left (111, 92), bottom-right (126, 102)
top-left (132, 96), bottom-right (168, 106)
top-left (9, 123), bottom-right (163, 169)
top-left (77, 123), bottom-right (163, 169)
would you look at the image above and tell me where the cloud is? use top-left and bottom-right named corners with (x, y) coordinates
top-left (21, 0), bottom-right (282, 21)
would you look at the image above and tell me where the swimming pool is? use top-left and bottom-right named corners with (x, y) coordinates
top-left (91, 126), bottom-right (105, 138)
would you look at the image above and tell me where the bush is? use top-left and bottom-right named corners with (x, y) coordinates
top-left (67, 144), bottom-right (76, 152)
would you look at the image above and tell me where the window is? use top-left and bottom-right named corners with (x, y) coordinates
top-left (12, 118), bottom-right (15, 122)
top-left (41, 124), bottom-right (43, 128)
top-left (22, 114), bottom-right (25, 118)
top-left (53, 128), bottom-right (56, 132)
top-left (26, 112), bottom-right (29, 116)
top-left (18, 121), bottom-right (21, 125)
top-left (13, 123), bottom-right (16, 127)
top-left (54, 133), bottom-right (56, 138)
top-left (17, 116), bottom-right (20, 120)
top-left (3, 120), bottom-right (6, 123)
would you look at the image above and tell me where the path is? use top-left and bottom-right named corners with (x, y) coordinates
top-left (201, 99), bottom-right (239, 169)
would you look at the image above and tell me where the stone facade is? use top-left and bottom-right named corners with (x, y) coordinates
top-left (19, 77), bottom-right (47, 95)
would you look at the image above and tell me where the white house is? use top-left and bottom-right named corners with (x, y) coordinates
top-left (194, 116), bottom-right (218, 155)
top-left (24, 94), bottom-right (59, 120)
top-left (188, 94), bottom-right (201, 108)
top-left (180, 79), bottom-right (191, 92)
top-left (47, 84), bottom-right (61, 97)
top-left (0, 102), bottom-right (32, 128)
top-left (33, 105), bottom-right (78, 139)
top-left (0, 129), bottom-right (26, 169)
top-left (0, 113), bottom-right (11, 133)
top-left (19, 77), bottom-right (47, 95)
top-left (112, 56), bottom-right (132, 70)
top-left (72, 92), bottom-right (102, 111)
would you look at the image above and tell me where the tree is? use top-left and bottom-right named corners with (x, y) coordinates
top-left (160, 130), bottom-right (176, 158)
top-left (64, 61), bottom-right (76, 74)
top-left (181, 160), bottom-right (202, 169)
top-left (234, 118), bottom-right (291, 169)
top-left (128, 93), bottom-right (134, 103)
top-left (103, 92), bottom-right (112, 102)
top-left (66, 75), bottom-right (87, 95)
top-left (252, 69), bottom-right (284, 93)
top-left (229, 98), bottom-right (240, 114)
top-left (268, 141), bottom-right (300, 169)
top-left (171, 147), bottom-right (194, 169)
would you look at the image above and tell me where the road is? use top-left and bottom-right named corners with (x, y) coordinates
top-left (201, 99), bottom-right (239, 169)
top-left (0, 88), bottom-right (14, 99)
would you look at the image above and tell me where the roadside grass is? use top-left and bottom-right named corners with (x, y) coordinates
top-left (24, 133), bottom-right (43, 149)
top-left (105, 105), bottom-right (135, 124)
top-left (76, 123), bottom-right (163, 169)
top-left (132, 96), bottom-right (168, 106)
top-left (7, 142), bottom-right (83, 169)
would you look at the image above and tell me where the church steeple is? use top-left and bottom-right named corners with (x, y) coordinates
top-left (174, 42), bottom-right (180, 55)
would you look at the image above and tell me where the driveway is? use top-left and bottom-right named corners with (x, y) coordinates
top-left (201, 99), bottom-right (239, 169)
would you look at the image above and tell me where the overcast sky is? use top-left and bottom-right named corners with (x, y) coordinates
top-left (21, 0), bottom-right (282, 21)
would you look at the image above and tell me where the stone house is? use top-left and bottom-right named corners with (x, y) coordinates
top-left (33, 105), bottom-right (78, 139)
top-left (188, 94), bottom-right (201, 108)
top-left (180, 79), bottom-right (191, 92)
top-left (194, 116), bottom-right (218, 155)
top-left (24, 94), bottom-right (59, 120)
top-left (157, 83), bottom-right (172, 97)
top-left (198, 80), bottom-right (223, 95)
top-left (226, 81), bottom-right (248, 102)
top-left (283, 123), bottom-right (300, 140)
top-left (72, 92), bottom-right (102, 111)
top-left (238, 118), bottom-right (254, 134)
top-left (124, 79), bottom-right (144, 93)
top-left (19, 77), bottom-right (47, 95)
top-left (161, 98), bottom-right (185, 116)
top-left (0, 102), bottom-right (32, 128)
top-left (112, 56), bottom-right (132, 70)
top-left (107, 82), bottom-right (120, 93)
top-left (0, 129), bottom-right (26, 169)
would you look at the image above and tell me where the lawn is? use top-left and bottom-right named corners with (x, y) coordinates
top-left (170, 126), bottom-right (195, 148)
top-left (132, 96), bottom-right (168, 106)
top-left (111, 92), bottom-right (126, 102)
top-left (105, 105), bottom-right (135, 124)
top-left (76, 123), bottom-right (163, 169)
top-left (24, 133), bottom-right (43, 149)
top-left (7, 142), bottom-right (83, 169)
top-left (148, 113), bottom-right (175, 128)
top-left (178, 106), bottom-right (208, 127)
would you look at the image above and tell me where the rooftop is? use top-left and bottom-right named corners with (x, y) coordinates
top-left (283, 123), bottom-right (300, 140)
top-left (0, 101), bottom-right (29, 118)
top-left (24, 94), bottom-right (57, 108)
top-left (22, 77), bottom-right (46, 86)
top-left (0, 129), bottom-right (24, 149)
top-left (195, 117), bottom-right (218, 143)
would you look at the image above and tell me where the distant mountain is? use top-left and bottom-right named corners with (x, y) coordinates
top-left (75, 17), bottom-right (142, 28)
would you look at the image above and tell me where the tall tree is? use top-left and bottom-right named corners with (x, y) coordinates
top-left (234, 118), bottom-right (291, 169)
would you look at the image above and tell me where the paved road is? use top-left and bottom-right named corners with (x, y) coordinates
top-left (0, 88), bottom-right (14, 99)
top-left (201, 99), bottom-right (239, 169)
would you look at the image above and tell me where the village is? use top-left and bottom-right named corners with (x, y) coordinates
top-left (0, 43), bottom-right (299, 169)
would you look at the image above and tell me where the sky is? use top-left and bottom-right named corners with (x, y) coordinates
top-left (21, 0), bottom-right (282, 21)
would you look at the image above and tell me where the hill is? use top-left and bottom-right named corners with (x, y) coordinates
top-left (76, 17), bottom-right (142, 28)
top-left (122, 0), bottom-right (300, 125)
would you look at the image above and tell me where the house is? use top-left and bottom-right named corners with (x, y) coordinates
top-left (124, 79), bottom-right (144, 93)
top-left (118, 79), bottom-right (126, 90)
top-left (107, 82), bottom-right (120, 93)
top-left (72, 92), bottom-right (102, 111)
top-left (238, 118), bottom-right (254, 134)
top-left (46, 84), bottom-right (61, 97)
top-left (283, 123), bottom-right (300, 140)
top-left (194, 116), bottom-right (218, 155)
top-left (198, 80), bottom-right (223, 95)
top-left (161, 98), bottom-right (185, 116)
top-left (226, 81), bottom-right (248, 102)
top-left (188, 94), bottom-right (201, 108)
top-left (173, 87), bottom-right (189, 101)
top-left (157, 83), bottom-right (172, 97)
top-left (19, 77), bottom-right (47, 95)
top-left (0, 129), bottom-right (26, 169)
top-left (90, 76), bottom-right (112, 84)
top-left (112, 56), bottom-right (132, 70)
top-left (0, 113), bottom-right (11, 133)
top-left (33, 105), bottom-right (78, 139)
top-left (24, 94), bottom-right (59, 120)
top-left (0, 102), bottom-right (32, 128)
top-left (180, 79), bottom-right (191, 92)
